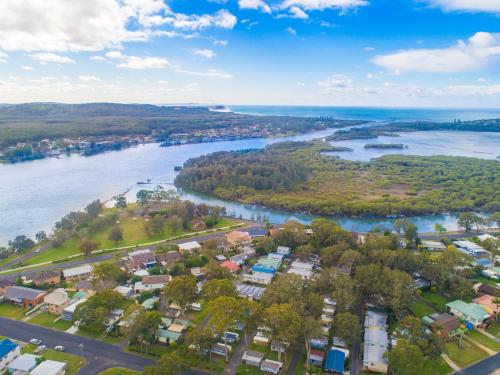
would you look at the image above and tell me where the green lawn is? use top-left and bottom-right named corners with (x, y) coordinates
top-left (236, 364), bottom-right (263, 375)
top-left (421, 292), bottom-right (449, 312)
top-left (421, 358), bottom-right (453, 375)
top-left (23, 344), bottom-right (85, 375)
top-left (445, 340), bottom-right (488, 368)
top-left (0, 303), bottom-right (26, 320)
top-left (77, 329), bottom-right (122, 345)
top-left (409, 299), bottom-right (436, 318)
top-left (23, 210), bottom-right (238, 266)
top-left (487, 322), bottom-right (500, 339)
top-left (466, 330), bottom-right (500, 351)
top-left (28, 312), bottom-right (73, 331)
top-left (184, 354), bottom-right (227, 374)
top-left (99, 368), bottom-right (141, 375)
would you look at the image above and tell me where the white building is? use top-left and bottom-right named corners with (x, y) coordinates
top-left (276, 246), bottom-right (291, 256)
top-left (242, 273), bottom-right (274, 285)
top-left (178, 241), bottom-right (202, 254)
top-left (363, 309), bottom-right (389, 374)
top-left (114, 285), bottom-right (133, 298)
top-left (421, 240), bottom-right (447, 251)
top-left (31, 360), bottom-right (66, 375)
top-left (454, 241), bottom-right (488, 258)
top-left (63, 264), bottom-right (93, 281)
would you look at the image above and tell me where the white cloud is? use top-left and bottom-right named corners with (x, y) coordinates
top-left (238, 0), bottom-right (272, 13)
top-left (364, 46), bottom-right (375, 51)
top-left (106, 50), bottom-right (169, 69)
top-left (318, 74), bottom-right (354, 93)
top-left (289, 6), bottom-right (309, 18)
top-left (30, 53), bottom-right (75, 64)
top-left (213, 40), bottom-right (228, 46)
top-left (285, 27), bottom-right (297, 35)
top-left (0, 51), bottom-right (7, 63)
top-left (174, 68), bottom-right (233, 79)
top-left (90, 55), bottom-right (107, 62)
top-left (372, 32), bottom-right (500, 74)
top-left (281, 0), bottom-right (368, 11)
top-left (21, 66), bottom-right (34, 71)
top-left (78, 75), bottom-right (101, 82)
top-left (161, 9), bottom-right (237, 30)
top-left (193, 49), bottom-right (216, 59)
top-left (422, 0), bottom-right (500, 13)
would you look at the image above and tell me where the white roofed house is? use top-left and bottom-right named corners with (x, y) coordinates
top-left (363, 308), bottom-right (389, 374)
top-left (31, 360), bottom-right (66, 375)
top-left (421, 240), bottom-right (447, 251)
top-left (178, 241), bottom-right (202, 255)
top-left (453, 240), bottom-right (489, 258)
top-left (62, 264), bottom-right (93, 281)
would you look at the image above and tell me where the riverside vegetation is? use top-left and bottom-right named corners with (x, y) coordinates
top-left (175, 141), bottom-right (500, 218)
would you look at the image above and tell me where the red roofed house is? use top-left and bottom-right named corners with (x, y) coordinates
top-left (220, 260), bottom-right (239, 273)
top-left (474, 295), bottom-right (500, 316)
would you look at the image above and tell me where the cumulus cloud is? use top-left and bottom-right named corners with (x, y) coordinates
top-left (238, 0), bottom-right (272, 13)
top-left (161, 9), bottom-right (237, 30)
top-left (106, 50), bottom-right (169, 69)
top-left (213, 40), bottom-right (228, 46)
top-left (277, 6), bottom-right (309, 18)
top-left (285, 27), bottom-right (297, 35)
top-left (422, 0), bottom-right (500, 13)
top-left (318, 74), bottom-right (354, 93)
top-left (193, 49), bottom-right (216, 59)
top-left (30, 53), bottom-right (75, 64)
top-left (281, 0), bottom-right (368, 11)
top-left (90, 56), bottom-right (107, 62)
top-left (0, 51), bottom-right (7, 63)
top-left (372, 32), bottom-right (500, 74)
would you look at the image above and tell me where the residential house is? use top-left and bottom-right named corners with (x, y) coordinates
top-left (5, 286), bottom-right (46, 308)
top-left (421, 240), bottom-right (447, 252)
top-left (44, 289), bottom-right (70, 315)
top-left (363, 308), bottom-right (389, 374)
top-left (178, 241), bottom-right (202, 255)
top-left (0, 280), bottom-right (14, 294)
top-left (260, 359), bottom-right (283, 374)
top-left (242, 245), bottom-right (256, 257)
top-left (477, 234), bottom-right (497, 242)
top-left (220, 260), bottom-right (239, 273)
top-left (155, 251), bottom-right (181, 266)
top-left (31, 270), bottom-right (61, 287)
top-left (453, 241), bottom-right (488, 258)
top-left (424, 313), bottom-right (461, 338)
top-left (446, 300), bottom-right (490, 328)
top-left (287, 261), bottom-right (314, 280)
top-left (190, 267), bottom-right (206, 280)
top-left (242, 272), bottom-right (274, 285)
top-left (276, 246), bottom-right (291, 256)
top-left (236, 284), bottom-right (266, 300)
top-left (225, 231), bottom-right (251, 248)
top-left (142, 297), bottom-right (160, 310)
top-left (474, 283), bottom-right (499, 297)
top-left (63, 264), bottom-right (93, 282)
top-left (114, 285), bottom-right (134, 298)
top-left (230, 254), bottom-right (248, 266)
top-left (129, 249), bottom-right (156, 270)
top-left (62, 298), bottom-right (87, 321)
top-left (31, 360), bottom-right (66, 375)
top-left (473, 295), bottom-right (500, 316)
top-left (309, 349), bottom-right (325, 366)
top-left (325, 349), bottom-right (346, 374)
top-left (7, 354), bottom-right (40, 374)
top-left (0, 339), bottom-right (21, 372)
top-left (134, 275), bottom-right (171, 293)
top-left (242, 350), bottom-right (265, 367)
top-left (157, 329), bottom-right (182, 344)
top-left (74, 280), bottom-right (94, 292)
top-left (215, 254), bottom-right (227, 262)
top-left (212, 343), bottom-right (231, 357)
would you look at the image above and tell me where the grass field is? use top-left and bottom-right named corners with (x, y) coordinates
top-left (488, 322), bottom-right (500, 339)
top-left (421, 292), bottom-right (449, 312)
top-left (99, 368), bottom-right (141, 375)
top-left (23, 211), bottom-right (237, 266)
top-left (236, 364), bottom-right (263, 375)
top-left (445, 340), bottom-right (488, 368)
top-left (0, 303), bottom-right (26, 320)
top-left (409, 299), bottom-right (436, 318)
top-left (422, 358), bottom-right (453, 375)
top-left (466, 330), bottom-right (500, 351)
top-left (23, 344), bottom-right (85, 375)
top-left (28, 312), bottom-right (73, 331)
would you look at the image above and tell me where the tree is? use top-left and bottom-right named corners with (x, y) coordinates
top-left (8, 235), bottom-right (35, 252)
top-left (92, 263), bottom-right (129, 290)
top-left (434, 223), bottom-right (446, 234)
top-left (114, 194), bottom-right (127, 209)
top-left (385, 269), bottom-right (414, 318)
top-left (331, 312), bottom-right (361, 347)
top-left (79, 237), bottom-right (100, 256)
top-left (143, 352), bottom-right (185, 375)
top-left (163, 275), bottom-right (197, 312)
top-left (207, 296), bottom-right (243, 362)
top-left (185, 328), bottom-right (217, 360)
top-left (489, 212), bottom-right (500, 227)
top-left (73, 290), bottom-right (124, 332)
top-left (85, 199), bottom-right (102, 219)
top-left (129, 310), bottom-right (162, 354)
top-left (202, 279), bottom-right (237, 301)
top-left (205, 261), bottom-right (233, 280)
top-left (457, 212), bottom-right (481, 232)
top-left (144, 215), bottom-right (165, 238)
top-left (338, 249), bottom-right (365, 274)
top-left (262, 303), bottom-right (301, 362)
top-left (137, 189), bottom-right (152, 207)
top-left (302, 315), bottom-right (323, 371)
top-left (261, 274), bottom-right (305, 312)
top-left (108, 226), bottom-right (124, 245)
top-left (387, 339), bottom-right (425, 375)
top-left (35, 231), bottom-right (48, 243)
top-left (332, 274), bottom-right (357, 312)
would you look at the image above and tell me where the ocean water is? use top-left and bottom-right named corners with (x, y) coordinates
top-left (229, 105), bottom-right (500, 122)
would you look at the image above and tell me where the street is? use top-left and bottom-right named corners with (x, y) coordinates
top-left (454, 353), bottom-right (500, 375)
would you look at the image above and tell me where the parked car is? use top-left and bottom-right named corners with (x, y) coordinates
top-left (54, 346), bottom-right (65, 352)
top-left (29, 339), bottom-right (42, 345)
top-left (34, 345), bottom-right (47, 354)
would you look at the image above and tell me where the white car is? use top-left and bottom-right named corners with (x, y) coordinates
top-left (54, 346), bottom-right (65, 352)
top-left (29, 339), bottom-right (42, 345)
top-left (34, 345), bottom-right (46, 354)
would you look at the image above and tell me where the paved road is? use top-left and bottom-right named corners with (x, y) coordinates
top-left (454, 352), bottom-right (500, 375)
top-left (0, 243), bottom-right (52, 271)
top-left (0, 317), bottom-right (154, 374)
top-left (286, 346), bottom-right (303, 375)
top-left (222, 330), bottom-right (255, 375)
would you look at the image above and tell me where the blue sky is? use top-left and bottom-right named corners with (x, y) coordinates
top-left (0, 0), bottom-right (499, 107)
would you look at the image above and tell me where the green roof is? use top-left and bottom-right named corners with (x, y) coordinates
top-left (422, 316), bottom-right (434, 326)
top-left (73, 291), bottom-right (87, 299)
top-left (446, 300), bottom-right (489, 321)
top-left (257, 257), bottom-right (281, 269)
top-left (157, 329), bottom-right (182, 342)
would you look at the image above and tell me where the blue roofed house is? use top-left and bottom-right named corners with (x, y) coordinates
top-left (0, 339), bottom-right (21, 372)
top-left (325, 348), bottom-right (346, 374)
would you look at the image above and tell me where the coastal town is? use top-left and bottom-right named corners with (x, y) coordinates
top-left (0, 193), bottom-right (498, 375)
